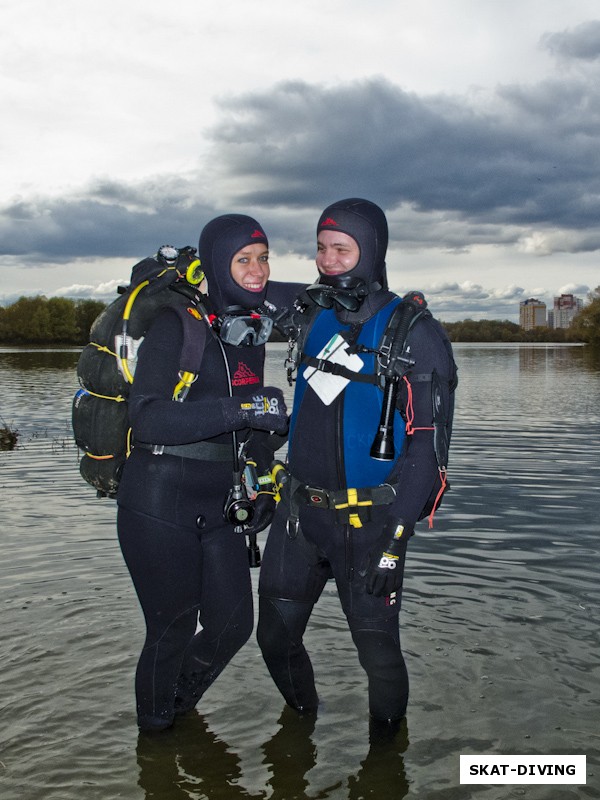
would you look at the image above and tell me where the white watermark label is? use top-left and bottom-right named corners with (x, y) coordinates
top-left (460, 755), bottom-right (586, 784)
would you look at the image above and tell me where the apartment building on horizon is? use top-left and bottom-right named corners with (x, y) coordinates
top-left (553, 293), bottom-right (584, 329)
top-left (519, 298), bottom-right (547, 329)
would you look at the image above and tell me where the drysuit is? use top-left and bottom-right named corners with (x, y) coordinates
top-left (258, 198), bottom-right (457, 722)
top-left (117, 215), bottom-right (292, 731)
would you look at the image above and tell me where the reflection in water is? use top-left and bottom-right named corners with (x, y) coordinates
top-left (137, 713), bottom-right (262, 800)
top-left (136, 708), bottom-right (410, 800)
top-left (347, 718), bottom-right (409, 800)
top-left (261, 708), bottom-right (410, 800)
top-left (261, 707), bottom-right (317, 799)
top-left (0, 348), bottom-right (80, 372)
top-left (517, 343), bottom-right (600, 374)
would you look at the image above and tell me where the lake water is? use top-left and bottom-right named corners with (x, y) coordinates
top-left (0, 343), bottom-right (599, 800)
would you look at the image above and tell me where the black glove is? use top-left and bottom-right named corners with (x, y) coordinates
top-left (365, 519), bottom-right (410, 597)
top-left (244, 492), bottom-right (276, 535)
top-left (221, 387), bottom-right (288, 434)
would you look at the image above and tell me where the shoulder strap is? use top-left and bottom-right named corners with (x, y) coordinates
top-left (163, 303), bottom-right (209, 401)
top-left (379, 291), bottom-right (430, 379)
top-left (295, 298), bottom-right (321, 355)
top-left (170, 304), bottom-right (208, 375)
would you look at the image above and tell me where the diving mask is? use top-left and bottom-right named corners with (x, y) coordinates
top-left (216, 307), bottom-right (274, 347)
top-left (305, 281), bottom-right (370, 312)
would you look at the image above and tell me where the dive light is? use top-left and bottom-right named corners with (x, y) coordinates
top-left (370, 292), bottom-right (426, 462)
top-left (370, 378), bottom-right (399, 461)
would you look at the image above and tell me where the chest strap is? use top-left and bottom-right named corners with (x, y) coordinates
top-left (301, 352), bottom-right (438, 388)
top-left (300, 353), bottom-right (377, 383)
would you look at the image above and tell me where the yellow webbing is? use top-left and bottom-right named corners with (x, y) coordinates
top-left (83, 387), bottom-right (126, 403)
top-left (172, 371), bottom-right (197, 401)
top-left (334, 487), bottom-right (374, 529)
top-left (90, 342), bottom-right (117, 358)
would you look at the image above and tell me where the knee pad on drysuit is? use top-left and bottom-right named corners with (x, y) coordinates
top-left (175, 592), bottom-right (253, 714)
top-left (257, 596), bottom-right (319, 713)
top-left (351, 627), bottom-right (409, 722)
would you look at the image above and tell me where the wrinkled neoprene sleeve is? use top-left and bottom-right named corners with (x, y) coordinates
top-left (127, 308), bottom-right (265, 446)
top-left (265, 280), bottom-right (306, 310)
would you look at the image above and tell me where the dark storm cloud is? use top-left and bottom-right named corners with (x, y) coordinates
top-left (208, 75), bottom-right (600, 247)
top-left (3, 33), bottom-right (600, 264)
top-left (0, 180), bottom-right (214, 261)
top-left (541, 20), bottom-right (600, 61)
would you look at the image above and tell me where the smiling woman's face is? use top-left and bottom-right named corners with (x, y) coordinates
top-left (229, 243), bottom-right (270, 292)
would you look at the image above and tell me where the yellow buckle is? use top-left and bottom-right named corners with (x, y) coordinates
top-left (334, 488), bottom-right (373, 528)
top-left (334, 487), bottom-right (373, 511)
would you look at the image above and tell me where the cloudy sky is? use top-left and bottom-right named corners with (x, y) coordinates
top-left (2, 0), bottom-right (600, 321)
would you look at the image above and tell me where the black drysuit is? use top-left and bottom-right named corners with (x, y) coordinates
top-left (116, 215), bottom-right (298, 731)
top-left (257, 199), bottom-right (457, 722)
top-left (117, 309), bottom-right (274, 730)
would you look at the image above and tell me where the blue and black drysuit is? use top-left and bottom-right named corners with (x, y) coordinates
top-left (117, 215), bottom-right (295, 731)
top-left (257, 199), bottom-right (457, 723)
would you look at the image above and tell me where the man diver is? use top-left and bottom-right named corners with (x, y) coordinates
top-left (257, 198), bottom-right (457, 728)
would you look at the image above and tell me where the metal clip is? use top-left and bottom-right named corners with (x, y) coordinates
top-left (285, 339), bottom-right (297, 386)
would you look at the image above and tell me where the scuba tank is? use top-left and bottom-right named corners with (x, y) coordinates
top-left (72, 246), bottom-right (205, 498)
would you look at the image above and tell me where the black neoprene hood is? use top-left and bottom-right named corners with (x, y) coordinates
top-left (317, 198), bottom-right (389, 290)
top-left (198, 214), bottom-right (269, 312)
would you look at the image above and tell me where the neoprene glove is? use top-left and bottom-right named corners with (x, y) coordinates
top-left (244, 492), bottom-right (276, 535)
top-left (365, 519), bottom-right (410, 597)
top-left (220, 388), bottom-right (288, 434)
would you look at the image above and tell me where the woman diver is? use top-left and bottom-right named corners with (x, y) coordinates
top-left (116, 214), bottom-right (290, 732)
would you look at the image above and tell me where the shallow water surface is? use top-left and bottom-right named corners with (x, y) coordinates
top-left (0, 343), bottom-right (599, 799)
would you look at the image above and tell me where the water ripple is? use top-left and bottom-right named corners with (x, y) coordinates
top-left (1, 344), bottom-right (598, 800)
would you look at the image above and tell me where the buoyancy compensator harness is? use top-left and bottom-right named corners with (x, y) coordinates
top-left (72, 245), bottom-right (208, 498)
top-left (265, 289), bottom-right (452, 530)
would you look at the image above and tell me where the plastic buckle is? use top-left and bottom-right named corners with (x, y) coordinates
top-left (305, 487), bottom-right (329, 507)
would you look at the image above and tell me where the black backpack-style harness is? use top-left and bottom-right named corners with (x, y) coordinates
top-left (72, 247), bottom-right (207, 498)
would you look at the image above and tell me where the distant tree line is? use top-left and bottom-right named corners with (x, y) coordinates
top-left (441, 319), bottom-right (572, 343)
top-left (1, 293), bottom-right (599, 346)
top-left (0, 296), bottom-right (107, 345)
top-left (568, 293), bottom-right (600, 346)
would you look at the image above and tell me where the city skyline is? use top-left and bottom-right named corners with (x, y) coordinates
top-left (519, 290), bottom-right (593, 329)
